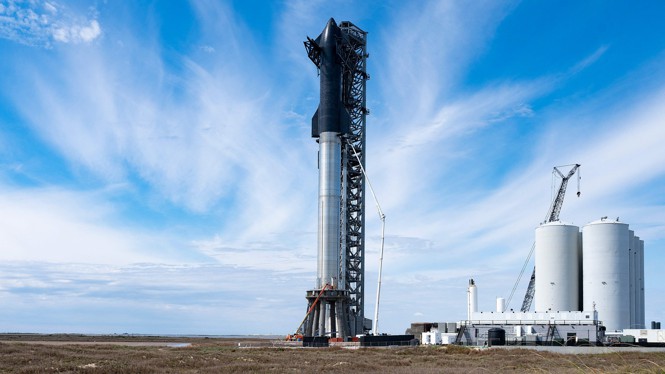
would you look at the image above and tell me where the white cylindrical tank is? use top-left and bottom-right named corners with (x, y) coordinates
top-left (638, 238), bottom-right (645, 328)
top-left (535, 222), bottom-right (581, 312)
top-left (496, 297), bottom-right (505, 313)
top-left (582, 219), bottom-right (630, 331)
top-left (629, 230), bottom-right (636, 328)
top-left (578, 231), bottom-right (584, 310)
top-left (468, 279), bottom-right (477, 320)
top-left (633, 235), bottom-right (641, 328)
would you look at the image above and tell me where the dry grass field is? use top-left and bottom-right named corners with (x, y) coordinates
top-left (1, 336), bottom-right (665, 373)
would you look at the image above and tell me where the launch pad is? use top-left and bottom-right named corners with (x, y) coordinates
top-left (303, 288), bottom-right (349, 338)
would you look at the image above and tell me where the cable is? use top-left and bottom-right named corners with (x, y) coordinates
top-left (349, 142), bottom-right (385, 335)
top-left (504, 242), bottom-right (535, 311)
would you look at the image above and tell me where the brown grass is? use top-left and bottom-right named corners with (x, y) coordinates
top-left (1, 339), bottom-right (665, 373)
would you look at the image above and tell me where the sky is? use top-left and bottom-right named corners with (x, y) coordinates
top-left (0, 0), bottom-right (664, 335)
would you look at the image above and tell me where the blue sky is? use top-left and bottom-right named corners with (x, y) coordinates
top-left (0, 0), bottom-right (664, 335)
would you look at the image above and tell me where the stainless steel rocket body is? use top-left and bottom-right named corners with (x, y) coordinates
top-left (317, 131), bottom-right (341, 289)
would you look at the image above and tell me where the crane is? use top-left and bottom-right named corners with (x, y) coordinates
top-left (505, 164), bottom-right (581, 312)
top-left (287, 284), bottom-right (331, 341)
top-left (543, 164), bottom-right (581, 224)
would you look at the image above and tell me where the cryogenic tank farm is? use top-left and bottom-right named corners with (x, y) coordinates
top-left (456, 217), bottom-right (648, 346)
top-left (535, 222), bottom-right (581, 312)
top-left (582, 219), bottom-right (631, 331)
top-left (419, 163), bottom-right (652, 346)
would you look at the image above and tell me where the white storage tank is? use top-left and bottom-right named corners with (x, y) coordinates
top-left (638, 238), bottom-right (645, 328)
top-left (629, 230), bottom-right (636, 328)
top-left (535, 222), bottom-right (581, 312)
top-left (582, 218), bottom-right (630, 331)
top-left (578, 231), bottom-right (584, 309)
top-left (630, 232), bottom-right (644, 328)
top-left (496, 297), bottom-right (505, 313)
top-left (467, 279), bottom-right (478, 320)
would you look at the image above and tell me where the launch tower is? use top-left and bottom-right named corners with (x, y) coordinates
top-left (302, 18), bottom-right (369, 338)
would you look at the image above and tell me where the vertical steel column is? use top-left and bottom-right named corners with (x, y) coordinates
top-left (318, 303), bottom-right (326, 336)
top-left (304, 300), bottom-right (314, 336)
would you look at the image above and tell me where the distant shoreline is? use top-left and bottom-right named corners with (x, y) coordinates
top-left (0, 333), bottom-right (281, 344)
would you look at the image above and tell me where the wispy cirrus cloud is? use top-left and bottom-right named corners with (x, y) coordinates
top-left (6, 1), bottom-right (306, 222)
top-left (376, 0), bottom-right (516, 115)
top-left (0, 0), bottom-right (101, 47)
top-left (362, 0), bottom-right (550, 225)
top-left (3, 1), bottom-right (320, 276)
top-left (569, 45), bottom-right (610, 75)
top-left (0, 185), bottom-right (190, 265)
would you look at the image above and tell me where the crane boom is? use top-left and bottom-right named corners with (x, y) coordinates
top-left (546, 164), bottom-right (581, 223)
top-left (517, 164), bottom-right (581, 312)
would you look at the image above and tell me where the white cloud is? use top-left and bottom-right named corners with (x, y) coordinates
top-left (0, 0), bottom-right (101, 46)
top-left (53, 19), bottom-right (101, 43)
top-left (5, 1), bottom-right (318, 254)
top-left (0, 186), bottom-right (185, 265)
top-left (377, 0), bottom-right (516, 115)
top-left (199, 44), bottom-right (215, 53)
top-left (44, 2), bottom-right (57, 14)
top-left (0, 262), bottom-right (311, 334)
top-left (192, 233), bottom-right (316, 273)
top-left (569, 45), bottom-right (609, 75)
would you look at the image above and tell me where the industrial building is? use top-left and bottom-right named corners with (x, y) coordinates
top-left (417, 217), bottom-right (657, 347)
top-left (412, 160), bottom-right (661, 347)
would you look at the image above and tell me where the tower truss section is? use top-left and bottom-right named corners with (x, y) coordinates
top-left (338, 21), bottom-right (369, 336)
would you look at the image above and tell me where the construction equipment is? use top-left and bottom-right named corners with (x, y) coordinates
top-left (543, 164), bottom-right (581, 224)
top-left (286, 284), bottom-right (331, 341)
top-left (505, 164), bottom-right (581, 312)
